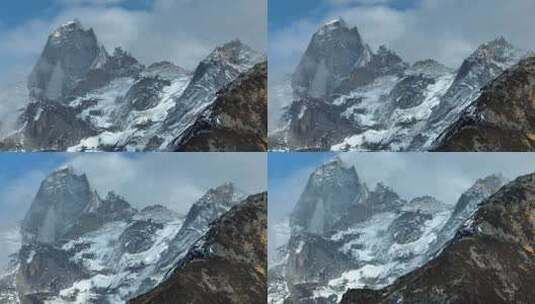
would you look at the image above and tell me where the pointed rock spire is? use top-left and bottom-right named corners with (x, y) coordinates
top-left (292, 17), bottom-right (372, 98)
top-left (291, 158), bottom-right (366, 235)
top-left (28, 19), bottom-right (106, 102)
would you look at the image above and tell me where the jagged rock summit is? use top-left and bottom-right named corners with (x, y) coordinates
top-left (340, 173), bottom-right (535, 304)
top-left (1, 20), bottom-right (266, 152)
top-left (290, 157), bottom-right (366, 235)
top-left (268, 159), bottom-right (506, 304)
top-left (1, 165), bottom-right (262, 303)
top-left (28, 20), bottom-right (106, 101)
top-left (271, 17), bottom-right (531, 152)
top-left (292, 18), bottom-right (372, 98)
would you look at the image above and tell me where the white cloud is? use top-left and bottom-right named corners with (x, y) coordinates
top-left (66, 153), bottom-right (267, 214)
top-left (268, 0), bottom-right (535, 126)
top-left (0, 0), bottom-right (266, 134)
top-left (270, 0), bottom-right (535, 75)
top-left (57, 0), bottom-right (127, 5)
top-left (0, 153), bottom-right (266, 228)
top-left (270, 153), bottom-right (535, 226)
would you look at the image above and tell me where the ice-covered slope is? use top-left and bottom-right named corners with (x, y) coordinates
top-left (131, 192), bottom-right (267, 304)
top-left (1, 167), bottom-right (250, 303)
top-left (0, 21), bottom-right (264, 152)
top-left (268, 159), bottom-right (504, 304)
top-left (340, 173), bottom-right (535, 304)
top-left (270, 18), bottom-right (527, 151)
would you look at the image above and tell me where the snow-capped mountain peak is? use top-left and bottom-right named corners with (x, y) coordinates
top-left (292, 18), bottom-right (370, 98)
top-left (310, 157), bottom-right (359, 187)
top-left (3, 22), bottom-right (265, 152)
top-left (318, 17), bottom-right (349, 34)
top-left (204, 39), bottom-right (264, 72)
top-left (50, 19), bottom-right (86, 42)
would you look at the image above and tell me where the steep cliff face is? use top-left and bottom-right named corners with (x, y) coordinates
top-left (175, 61), bottom-right (267, 151)
top-left (130, 192), bottom-right (267, 304)
top-left (271, 18), bottom-right (528, 152)
top-left (292, 18), bottom-right (372, 98)
top-left (1, 21), bottom-right (265, 152)
top-left (290, 158), bottom-right (367, 235)
top-left (28, 20), bottom-right (104, 101)
top-left (268, 159), bottom-right (505, 304)
top-left (340, 173), bottom-right (535, 304)
top-left (21, 166), bottom-right (94, 244)
top-left (1, 165), bottom-right (261, 304)
top-left (434, 56), bottom-right (535, 151)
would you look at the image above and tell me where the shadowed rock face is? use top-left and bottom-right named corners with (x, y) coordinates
top-left (434, 56), bottom-right (535, 151)
top-left (291, 158), bottom-right (366, 236)
top-left (292, 18), bottom-right (372, 98)
top-left (28, 20), bottom-right (104, 101)
top-left (174, 61), bottom-right (267, 151)
top-left (21, 167), bottom-right (93, 244)
top-left (130, 192), bottom-right (267, 304)
top-left (1, 20), bottom-right (265, 152)
top-left (273, 18), bottom-right (528, 152)
top-left (340, 173), bottom-right (535, 304)
top-left (268, 159), bottom-right (507, 304)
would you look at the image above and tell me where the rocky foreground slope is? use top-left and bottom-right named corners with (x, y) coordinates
top-left (268, 158), bottom-right (505, 304)
top-left (340, 173), bottom-right (535, 304)
top-left (0, 166), bottom-right (266, 304)
top-left (175, 61), bottom-right (267, 151)
top-left (131, 192), bottom-right (267, 304)
top-left (0, 20), bottom-right (266, 152)
top-left (269, 18), bottom-right (528, 151)
top-left (434, 56), bottom-right (535, 151)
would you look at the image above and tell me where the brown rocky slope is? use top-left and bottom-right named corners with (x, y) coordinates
top-left (340, 173), bottom-right (535, 304)
top-left (130, 192), bottom-right (267, 304)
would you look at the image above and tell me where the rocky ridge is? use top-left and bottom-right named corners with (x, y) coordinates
top-left (270, 18), bottom-right (528, 152)
top-left (0, 21), bottom-right (266, 152)
top-left (268, 158), bottom-right (505, 304)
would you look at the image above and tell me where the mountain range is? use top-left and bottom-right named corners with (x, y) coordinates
top-left (269, 18), bottom-right (535, 151)
top-left (268, 158), bottom-right (509, 304)
top-left (0, 20), bottom-right (267, 152)
top-left (340, 172), bottom-right (535, 304)
top-left (0, 166), bottom-right (267, 304)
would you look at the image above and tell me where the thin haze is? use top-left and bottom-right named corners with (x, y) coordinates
top-left (0, 152), bottom-right (266, 270)
top-left (269, 153), bottom-right (535, 252)
top-left (0, 153), bottom-right (266, 228)
top-left (0, 0), bottom-right (266, 135)
top-left (268, 0), bottom-right (535, 128)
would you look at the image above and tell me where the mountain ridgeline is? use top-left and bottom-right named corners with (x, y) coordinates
top-left (340, 173), bottom-right (535, 304)
top-left (0, 20), bottom-right (267, 152)
top-left (270, 18), bottom-right (532, 152)
top-left (268, 158), bottom-right (507, 304)
top-left (0, 166), bottom-right (267, 304)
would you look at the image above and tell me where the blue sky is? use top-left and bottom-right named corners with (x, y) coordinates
top-left (0, 0), bottom-right (266, 135)
top-left (268, 0), bottom-right (418, 33)
top-left (267, 0), bottom-right (535, 129)
top-left (267, 152), bottom-right (535, 258)
top-left (0, 153), bottom-right (266, 229)
top-left (0, 0), bottom-right (151, 28)
top-left (268, 152), bottom-right (535, 223)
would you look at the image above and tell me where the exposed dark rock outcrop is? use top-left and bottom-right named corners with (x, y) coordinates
top-left (434, 56), bottom-right (535, 151)
top-left (130, 192), bottom-right (267, 304)
top-left (174, 61), bottom-right (267, 151)
top-left (340, 173), bottom-right (535, 304)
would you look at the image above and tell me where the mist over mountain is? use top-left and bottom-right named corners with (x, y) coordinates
top-left (0, 20), bottom-right (266, 152)
top-left (268, 158), bottom-right (509, 304)
top-left (0, 166), bottom-right (267, 304)
top-left (341, 173), bottom-right (535, 304)
top-left (269, 18), bottom-right (531, 152)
